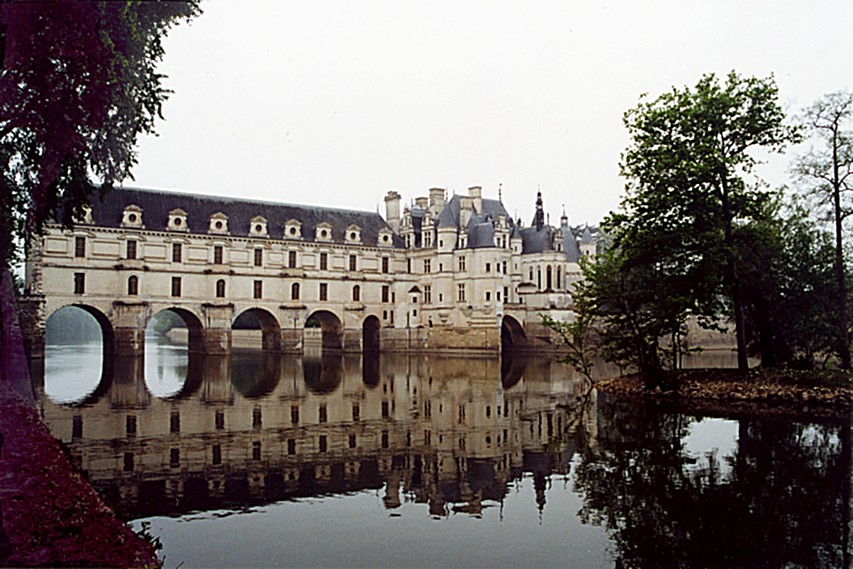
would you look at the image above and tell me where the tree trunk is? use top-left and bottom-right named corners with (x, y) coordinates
top-left (833, 178), bottom-right (851, 370)
top-left (721, 176), bottom-right (749, 371)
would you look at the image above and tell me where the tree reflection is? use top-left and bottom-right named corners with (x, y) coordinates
top-left (574, 396), bottom-right (850, 568)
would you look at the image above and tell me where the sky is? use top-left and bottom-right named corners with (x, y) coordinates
top-left (131, 0), bottom-right (853, 227)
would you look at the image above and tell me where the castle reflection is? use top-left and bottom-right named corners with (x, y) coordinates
top-left (35, 351), bottom-right (600, 521)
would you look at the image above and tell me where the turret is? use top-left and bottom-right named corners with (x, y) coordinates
top-left (533, 191), bottom-right (545, 231)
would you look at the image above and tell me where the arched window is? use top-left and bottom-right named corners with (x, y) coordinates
top-left (127, 275), bottom-right (138, 296)
top-left (352, 285), bottom-right (361, 302)
top-left (546, 265), bottom-right (553, 290)
top-left (557, 266), bottom-right (562, 290)
top-left (216, 279), bottom-right (226, 298)
top-left (291, 282), bottom-right (300, 301)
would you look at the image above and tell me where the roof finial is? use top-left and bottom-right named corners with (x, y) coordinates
top-left (498, 182), bottom-right (503, 203)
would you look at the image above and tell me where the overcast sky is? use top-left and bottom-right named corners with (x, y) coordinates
top-left (131, 0), bottom-right (853, 227)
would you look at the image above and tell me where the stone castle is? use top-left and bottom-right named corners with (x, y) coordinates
top-left (22, 185), bottom-right (597, 357)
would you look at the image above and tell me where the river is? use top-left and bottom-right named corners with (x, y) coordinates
top-left (33, 338), bottom-right (850, 569)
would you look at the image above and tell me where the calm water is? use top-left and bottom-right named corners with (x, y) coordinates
top-left (33, 339), bottom-right (851, 569)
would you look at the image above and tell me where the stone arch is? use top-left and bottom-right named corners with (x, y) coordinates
top-left (233, 307), bottom-right (281, 352)
top-left (363, 315), bottom-right (381, 353)
top-left (147, 307), bottom-right (206, 353)
top-left (305, 309), bottom-right (343, 353)
top-left (46, 303), bottom-right (115, 357)
top-left (501, 315), bottom-right (526, 353)
top-left (303, 354), bottom-right (343, 394)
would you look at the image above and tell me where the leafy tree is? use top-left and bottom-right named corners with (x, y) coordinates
top-left (738, 196), bottom-right (843, 368)
top-left (793, 91), bottom-right (853, 369)
top-left (620, 72), bottom-right (800, 371)
top-left (0, 0), bottom-right (200, 269)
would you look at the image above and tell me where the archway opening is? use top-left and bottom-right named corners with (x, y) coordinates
top-left (43, 305), bottom-right (113, 403)
top-left (145, 308), bottom-right (203, 398)
top-left (231, 352), bottom-right (281, 398)
top-left (233, 308), bottom-right (281, 352)
top-left (501, 315), bottom-right (527, 353)
top-left (363, 315), bottom-right (381, 353)
top-left (305, 310), bottom-right (343, 353)
top-left (303, 354), bottom-right (343, 394)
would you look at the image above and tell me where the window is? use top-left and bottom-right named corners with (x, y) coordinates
top-left (381, 401), bottom-right (389, 418)
top-left (382, 257), bottom-right (389, 273)
top-left (319, 435), bottom-right (327, 453)
top-left (252, 441), bottom-right (261, 460)
top-left (170, 412), bottom-right (180, 433)
top-left (319, 282), bottom-right (328, 301)
top-left (72, 415), bottom-right (83, 438)
top-left (216, 279), bottom-right (226, 298)
top-left (504, 286), bottom-right (509, 302)
top-left (172, 242), bottom-right (182, 263)
top-left (349, 254), bottom-right (357, 271)
top-left (291, 282), bottom-right (300, 300)
top-left (352, 285), bottom-right (360, 302)
top-left (485, 262), bottom-right (491, 272)
top-left (424, 259), bottom-right (431, 273)
top-left (253, 280), bottom-right (263, 299)
top-left (503, 261), bottom-right (507, 274)
top-left (349, 434), bottom-right (357, 448)
top-left (352, 403), bottom-right (360, 421)
top-left (215, 410), bottom-right (225, 430)
top-left (287, 439), bottom-right (296, 455)
top-left (253, 407), bottom-right (262, 429)
top-left (123, 453), bottom-right (134, 472)
top-left (126, 415), bottom-right (137, 437)
top-left (214, 245), bottom-right (223, 264)
top-left (406, 259), bottom-right (411, 273)
top-left (74, 236), bottom-right (86, 257)
top-left (424, 232), bottom-right (432, 247)
top-left (212, 445), bottom-right (222, 465)
top-left (127, 275), bottom-right (138, 296)
top-left (254, 248), bottom-right (263, 267)
top-left (485, 291), bottom-right (491, 302)
top-left (423, 285), bottom-right (431, 303)
top-left (320, 252), bottom-right (328, 270)
top-left (288, 250), bottom-right (297, 268)
top-left (458, 256), bottom-right (466, 272)
top-left (381, 285), bottom-right (389, 303)
top-left (171, 276), bottom-right (181, 297)
top-left (290, 405), bottom-right (299, 424)
top-left (319, 405), bottom-right (327, 423)
top-left (73, 272), bottom-right (85, 294)
top-left (457, 283), bottom-right (466, 302)
top-left (126, 240), bottom-right (137, 260)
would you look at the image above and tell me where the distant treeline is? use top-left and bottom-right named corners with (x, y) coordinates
top-left (45, 307), bottom-right (102, 344)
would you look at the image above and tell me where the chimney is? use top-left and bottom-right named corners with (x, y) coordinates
top-left (468, 186), bottom-right (482, 212)
top-left (429, 187), bottom-right (446, 210)
top-left (415, 197), bottom-right (429, 210)
top-left (384, 190), bottom-right (401, 234)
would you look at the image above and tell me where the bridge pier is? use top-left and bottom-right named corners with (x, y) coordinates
top-left (112, 301), bottom-right (149, 356)
top-left (343, 329), bottom-right (363, 353)
top-left (16, 294), bottom-right (46, 359)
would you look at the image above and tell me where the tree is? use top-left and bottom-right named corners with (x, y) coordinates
top-left (793, 91), bottom-right (853, 369)
top-left (621, 72), bottom-right (800, 371)
top-left (0, 0), bottom-right (200, 269)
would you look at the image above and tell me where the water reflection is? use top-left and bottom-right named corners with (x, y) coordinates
top-left (33, 345), bottom-right (851, 569)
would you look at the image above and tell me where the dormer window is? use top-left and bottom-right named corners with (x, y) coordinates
top-left (345, 224), bottom-right (361, 244)
top-left (315, 222), bottom-right (333, 242)
top-left (121, 205), bottom-right (143, 228)
top-left (284, 219), bottom-right (303, 240)
top-left (209, 212), bottom-right (229, 234)
top-left (168, 209), bottom-right (189, 232)
top-left (377, 228), bottom-right (393, 247)
top-left (249, 215), bottom-right (268, 237)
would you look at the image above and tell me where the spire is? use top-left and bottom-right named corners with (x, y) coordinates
top-left (560, 205), bottom-right (568, 227)
top-left (532, 189), bottom-right (545, 231)
top-left (498, 182), bottom-right (503, 203)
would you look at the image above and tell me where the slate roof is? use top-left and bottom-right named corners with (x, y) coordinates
top-left (84, 187), bottom-right (403, 247)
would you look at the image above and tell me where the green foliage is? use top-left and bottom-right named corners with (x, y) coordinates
top-left (738, 196), bottom-right (848, 368)
top-left (45, 306), bottom-right (102, 344)
top-left (621, 71), bottom-right (800, 371)
top-left (150, 310), bottom-right (186, 336)
top-left (0, 0), bottom-right (200, 268)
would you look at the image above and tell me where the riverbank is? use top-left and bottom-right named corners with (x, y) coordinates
top-left (597, 367), bottom-right (852, 419)
top-left (0, 271), bottom-right (160, 568)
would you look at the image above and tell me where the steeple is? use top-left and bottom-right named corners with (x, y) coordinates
top-left (532, 190), bottom-right (545, 231)
top-left (560, 205), bottom-right (568, 227)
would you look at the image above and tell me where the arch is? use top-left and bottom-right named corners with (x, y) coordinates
top-left (231, 352), bottom-right (281, 398)
top-left (46, 303), bottom-right (115, 357)
top-left (305, 310), bottom-right (343, 353)
top-left (501, 315), bottom-right (527, 353)
top-left (233, 307), bottom-right (281, 352)
top-left (147, 307), bottom-right (205, 353)
top-left (363, 315), bottom-right (381, 353)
